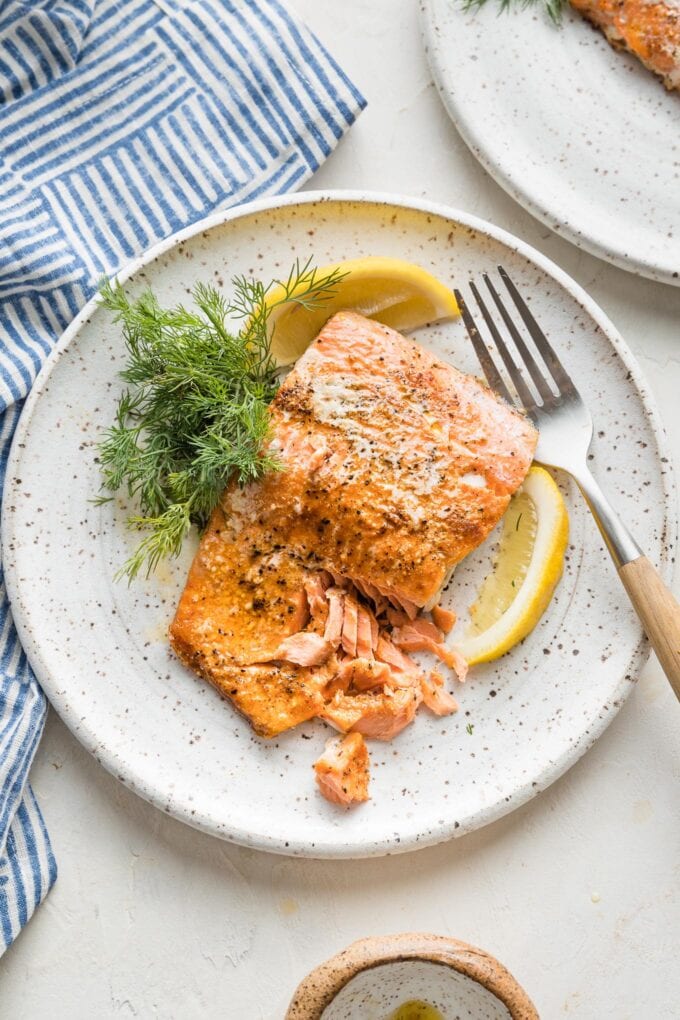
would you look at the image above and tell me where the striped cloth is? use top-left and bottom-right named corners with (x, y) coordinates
top-left (0, 0), bottom-right (364, 955)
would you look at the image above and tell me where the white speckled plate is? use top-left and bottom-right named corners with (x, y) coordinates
top-left (421, 0), bottom-right (680, 285)
top-left (3, 193), bottom-right (674, 858)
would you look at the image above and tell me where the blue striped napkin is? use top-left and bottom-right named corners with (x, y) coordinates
top-left (0, 0), bottom-right (364, 955)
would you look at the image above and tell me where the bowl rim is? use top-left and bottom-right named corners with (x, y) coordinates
top-left (285, 932), bottom-right (539, 1019)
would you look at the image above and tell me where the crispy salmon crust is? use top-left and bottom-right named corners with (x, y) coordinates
top-left (170, 311), bottom-right (536, 738)
top-left (169, 504), bottom-right (338, 736)
top-left (571, 0), bottom-right (680, 92)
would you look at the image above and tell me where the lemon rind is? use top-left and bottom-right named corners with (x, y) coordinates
top-left (267, 256), bottom-right (459, 366)
top-left (458, 466), bottom-right (569, 666)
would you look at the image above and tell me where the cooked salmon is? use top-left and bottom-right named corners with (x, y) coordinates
top-left (170, 310), bottom-right (536, 778)
top-left (321, 685), bottom-right (422, 741)
top-left (335, 657), bottom-right (393, 691)
top-left (391, 620), bottom-right (469, 681)
top-left (431, 604), bottom-right (456, 635)
top-left (421, 671), bottom-right (459, 717)
top-left (268, 311), bottom-right (536, 609)
top-left (314, 733), bottom-right (370, 806)
top-left (571, 0), bottom-right (680, 91)
top-left (169, 506), bottom-right (338, 736)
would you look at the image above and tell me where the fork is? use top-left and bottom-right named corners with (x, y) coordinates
top-left (455, 267), bottom-right (680, 701)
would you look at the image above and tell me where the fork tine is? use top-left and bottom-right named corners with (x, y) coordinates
top-left (454, 288), bottom-right (514, 406)
top-left (468, 281), bottom-right (535, 409)
top-left (497, 267), bottom-right (576, 396)
top-left (483, 274), bottom-right (555, 404)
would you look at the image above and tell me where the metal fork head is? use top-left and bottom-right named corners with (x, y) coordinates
top-left (454, 267), bottom-right (593, 476)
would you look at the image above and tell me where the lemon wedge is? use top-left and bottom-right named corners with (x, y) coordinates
top-left (266, 256), bottom-right (459, 366)
top-left (458, 466), bottom-right (569, 666)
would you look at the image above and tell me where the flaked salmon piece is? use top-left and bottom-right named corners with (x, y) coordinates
top-left (386, 607), bottom-right (410, 628)
top-left (366, 590), bottom-right (390, 616)
top-left (386, 593), bottom-right (419, 620)
top-left (570, 0), bottom-right (680, 91)
top-left (391, 624), bottom-right (469, 682)
top-left (321, 686), bottom-right (422, 740)
top-left (351, 577), bottom-right (378, 600)
top-left (323, 588), bottom-right (345, 645)
top-left (404, 618), bottom-right (444, 642)
top-left (421, 671), bottom-right (459, 717)
top-left (341, 592), bottom-right (359, 657)
top-left (376, 634), bottom-right (422, 679)
top-left (369, 585), bottom-right (419, 620)
top-left (356, 606), bottom-right (375, 659)
top-left (304, 574), bottom-right (328, 621)
top-left (336, 657), bottom-right (393, 692)
top-left (266, 631), bottom-right (333, 667)
top-left (349, 576), bottom-right (373, 601)
top-left (314, 733), bottom-right (370, 806)
top-left (369, 613), bottom-right (379, 652)
top-left (431, 604), bottom-right (457, 635)
top-left (447, 647), bottom-right (469, 682)
top-left (321, 690), bottom-right (365, 732)
top-left (331, 572), bottom-right (390, 617)
top-left (352, 688), bottom-right (421, 740)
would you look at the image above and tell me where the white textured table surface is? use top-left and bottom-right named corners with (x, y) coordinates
top-left (2, 2), bottom-right (679, 1017)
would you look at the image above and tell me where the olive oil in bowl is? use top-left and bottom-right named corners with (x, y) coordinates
top-left (389, 1002), bottom-right (444, 1020)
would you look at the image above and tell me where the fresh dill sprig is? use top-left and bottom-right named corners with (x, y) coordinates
top-left (97, 258), bottom-right (347, 581)
top-left (460, 0), bottom-right (565, 25)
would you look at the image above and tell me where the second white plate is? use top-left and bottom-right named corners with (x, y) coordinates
top-left (422, 0), bottom-right (680, 285)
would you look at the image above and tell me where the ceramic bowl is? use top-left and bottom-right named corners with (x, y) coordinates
top-left (285, 933), bottom-right (539, 1019)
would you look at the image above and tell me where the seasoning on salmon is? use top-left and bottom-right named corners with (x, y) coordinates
top-left (314, 733), bottom-right (370, 805)
top-left (169, 508), bottom-right (337, 737)
top-left (570, 0), bottom-right (680, 92)
top-left (170, 310), bottom-right (537, 796)
top-left (322, 686), bottom-right (422, 741)
top-left (335, 657), bottom-right (393, 692)
top-left (270, 310), bottom-right (537, 610)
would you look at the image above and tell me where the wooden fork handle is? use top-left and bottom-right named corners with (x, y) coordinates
top-left (619, 556), bottom-right (680, 701)
top-left (575, 467), bottom-right (680, 700)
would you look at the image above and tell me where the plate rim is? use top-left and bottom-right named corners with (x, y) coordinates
top-left (419, 0), bottom-right (680, 287)
top-left (3, 188), bottom-right (676, 858)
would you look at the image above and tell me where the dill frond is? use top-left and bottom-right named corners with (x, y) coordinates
top-left (98, 260), bottom-right (344, 580)
top-left (460, 0), bottom-right (565, 24)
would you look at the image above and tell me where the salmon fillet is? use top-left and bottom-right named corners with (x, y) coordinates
top-left (571, 0), bottom-right (680, 91)
top-left (264, 310), bottom-right (536, 609)
top-left (170, 311), bottom-right (536, 740)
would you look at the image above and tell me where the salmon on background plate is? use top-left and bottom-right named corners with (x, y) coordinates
top-left (170, 311), bottom-right (537, 801)
top-left (571, 0), bottom-right (680, 92)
